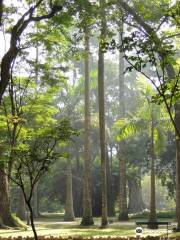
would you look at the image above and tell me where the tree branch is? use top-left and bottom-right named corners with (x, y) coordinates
top-left (0, 1), bottom-right (62, 103)
top-left (118, 0), bottom-right (180, 138)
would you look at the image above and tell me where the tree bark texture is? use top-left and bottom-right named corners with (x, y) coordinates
top-left (98, 0), bottom-right (108, 227)
top-left (73, 151), bottom-right (83, 217)
top-left (118, 31), bottom-right (128, 221)
top-left (107, 147), bottom-right (115, 216)
top-left (0, 165), bottom-right (17, 227)
top-left (81, 31), bottom-right (94, 226)
top-left (148, 112), bottom-right (157, 228)
top-left (64, 157), bottom-right (75, 221)
top-left (98, 46), bottom-right (108, 228)
top-left (118, 142), bottom-right (128, 220)
top-left (175, 102), bottom-right (180, 229)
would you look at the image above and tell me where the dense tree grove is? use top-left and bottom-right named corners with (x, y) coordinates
top-left (0, 0), bottom-right (179, 237)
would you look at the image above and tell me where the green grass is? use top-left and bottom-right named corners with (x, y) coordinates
top-left (0, 217), bottom-right (177, 238)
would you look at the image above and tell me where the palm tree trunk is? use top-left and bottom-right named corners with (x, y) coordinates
top-left (81, 30), bottom-right (94, 226)
top-left (98, 45), bottom-right (108, 227)
top-left (98, 0), bottom-right (108, 228)
top-left (64, 157), bottom-right (75, 221)
top-left (118, 141), bottom-right (128, 220)
top-left (118, 31), bottom-right (128, 221)
top-left (74, 150), bottom-right (83, 217)
top-left (107, 146), bottom-right (115, 216)
top-left (175, 102), bottom-right (180, 230)
top-left (148, 111), bottom-right (157, 228)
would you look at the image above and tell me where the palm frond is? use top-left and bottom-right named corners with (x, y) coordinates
top-left (114, 117), bottom-right (148, 141)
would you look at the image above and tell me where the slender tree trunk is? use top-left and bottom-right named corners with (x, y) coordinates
top-left (73, 150), bottom-right (83, 217)
top-left (148, 111), bottom-right (157, 228)
top-left (98, 0), bottom-right (108, 228)
top-left (16, 187), bottom-right (26, 221)
top-left (118, 142), bottom-right (128, 220)
top-left (81, 30), bottom-right (94, 226)
top-left (26, 201), bottom-right (38, 240)
top-left (118, 31), bottom-right (128, 221)
top-left (175, 102), bottom-right (180, 230)
top-left (64, 157), bottom-right (75, 221)
top-left (106, 146), bottom-right (115, 216)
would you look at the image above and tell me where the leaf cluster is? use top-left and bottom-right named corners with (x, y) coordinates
top-left (11, 118), bottom-right (77, 200)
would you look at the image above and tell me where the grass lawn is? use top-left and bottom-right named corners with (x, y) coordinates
top-left (0, 216), bottom-right (179, 238)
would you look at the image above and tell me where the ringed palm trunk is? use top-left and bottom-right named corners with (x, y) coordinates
top-left (98, 45), bottom-right (108, 227)
top-left (148, 111), bottom-right (157, 228)
top-left (64, 157), bottom-right (75, 221)
top-left (74, 150), bottom-right (83, 217)
top-left (118, 142), bottom-right (128, 220)
top-left (118, 31), bottom-right (128, 220)
top-left (98, 0), bottom-right (108, 228)
top-left (81, 30), bottom-right (94, 226)
top-left (107, 146), bottom-right (115, 216)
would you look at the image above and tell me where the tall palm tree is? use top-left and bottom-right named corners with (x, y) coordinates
top-left (117, 1), bottom-right (180, 229)
top-left (81, 29), bottom-right (94, 226)
top-left (98, 0), bottom-right (108, 228)
top-left (118, 30), bottom-right (128, 221)
top-left (148, 103), bottom-right (157, 227)
top-left (175, 103), bottom-right (180, 230)
top-left (115, 79), bottom-right (168, 227)
top-left (64, 156), bottom-right (75, 221)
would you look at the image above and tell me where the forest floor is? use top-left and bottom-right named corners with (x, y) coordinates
top-left (0, 215), bottom-right (179, 238)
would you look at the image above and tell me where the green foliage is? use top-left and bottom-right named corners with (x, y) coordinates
top-left (130, 210), bottom-right (176, 219)
top-left (12, 118), bottom-right (77, 200)
top-left (114, 117), bottom-right (147, 141)
top-left (151, 79), bottom-right (180, 106)
top-left (114, 79), bottom-right (169, 157)
top-left (134, 0), bottom-right (172, 22)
